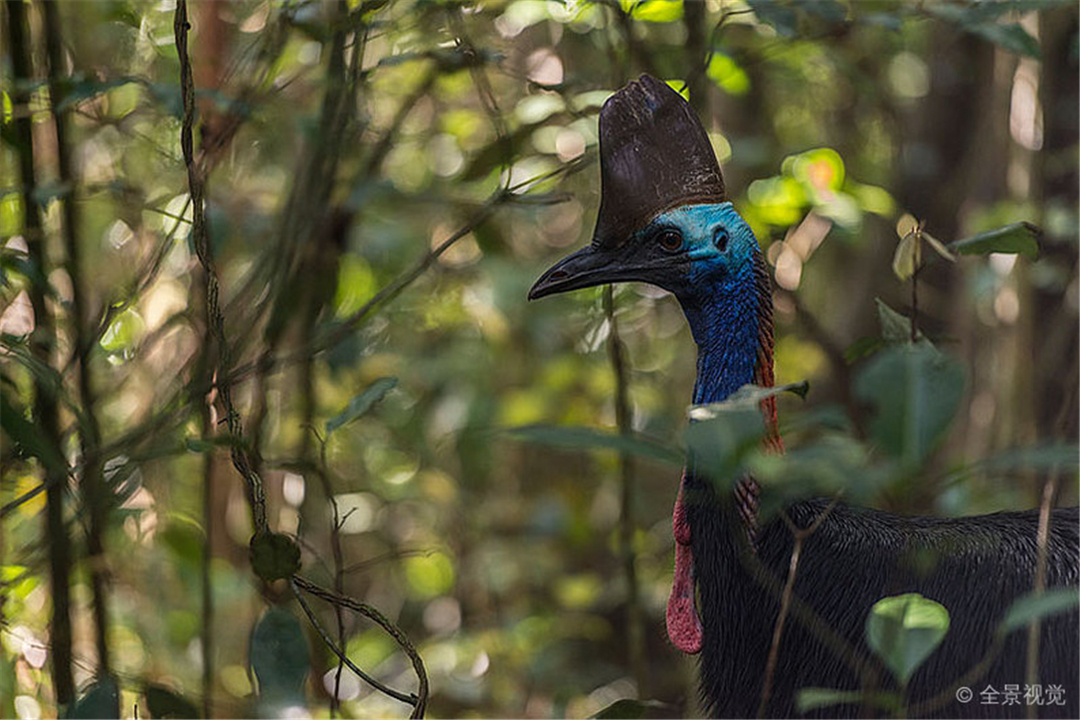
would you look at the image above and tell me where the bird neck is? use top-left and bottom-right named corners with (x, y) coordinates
top-left (677, 265), bottom-right (763, 406)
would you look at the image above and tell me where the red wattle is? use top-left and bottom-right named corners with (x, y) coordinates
top-left (667, 483), bottom-right (702, 654)
top-left (666, 540), bottom-right (703, 654)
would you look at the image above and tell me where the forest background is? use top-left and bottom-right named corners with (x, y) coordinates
top-left (2, 0), bottom-right (1078, 718)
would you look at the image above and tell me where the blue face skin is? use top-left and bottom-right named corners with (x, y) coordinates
top-left (634, 203), bottom-right (763, 405)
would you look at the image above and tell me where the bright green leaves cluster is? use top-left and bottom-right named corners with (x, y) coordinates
top-left (745, 147), bottom-right (894, 232)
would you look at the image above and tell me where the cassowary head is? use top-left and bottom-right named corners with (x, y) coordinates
top-left (529, 75), bottom-right (774, 410)
top-left (528, 75), bottom-right (762, 317)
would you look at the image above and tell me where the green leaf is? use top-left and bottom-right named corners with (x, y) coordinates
top-left (326, 377), bottom-right (398, 434)
top-left (1, 391), bottom-right (67, 477)
top-left (795, 688), bottom-right (864, 713)
top-left (999, 587), bottom-right (1080, 636)
top-left (748, 0), bottom-right (798, 36)
top-left (684, 407), bottom-right (765, 485)
top-left (505, 425), bottom-right (683, 466)
top-left (251, 608), bottom-right (310, 704)
top-left (865, 593), bottom-right (950, 686)
top-left (690, 381), bottom-right (809, 421)
top-left (590, 698), bottom-right (674, 719)
top-left (796, 687), bottom-right (901, 713)
top-left (949, 222), bottom-right (1041, 259)
top-left (249, 531), bottom-right (301, 582)
top-left (967, 22), bottom-right (1041, 58)
top-left (747, 433), bottom-right (881, 515)
top-left (706, 53), bottom-right (750, 96)
top-left (624, 0), bottom-right (683, 22)
top-left (144, 684), bottom-right (199, 719)
top-left (926, 6), bottom-right (1042, 58)
top-left (874, 298), bottom-right (920, 345)
top-left (892, 231), bottom-right (919, 281)
top-left (67, 677), bottom-right (120, 719)
top-left (854, 343), bottom-right (963, 467)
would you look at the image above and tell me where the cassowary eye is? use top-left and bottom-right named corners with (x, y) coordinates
top-left (658, 229), bottom-right (683, 253)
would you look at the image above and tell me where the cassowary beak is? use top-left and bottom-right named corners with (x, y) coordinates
top-left (528, 244), bottom-right (636, 300)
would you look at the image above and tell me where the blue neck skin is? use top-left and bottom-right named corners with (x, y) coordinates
top-left (649, 203), bottom-right (761, 406)
top-left (678, 275), bottom-right (759, 406)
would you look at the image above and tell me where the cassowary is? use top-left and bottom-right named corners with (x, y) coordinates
top-left (529, 75), bottom-right (1079, 718)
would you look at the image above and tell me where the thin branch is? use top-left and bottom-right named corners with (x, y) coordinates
top-left (42, 0), bottom-right (112, 674)
top-left (603, 286), bottom-right (646, 695)
top-left (291, 576), bottom-right (429, 718)
top-left (757, 496), bottom-right (841, 718)
top-left (6, 0), bottom-right (76, 703)
top-left (174, 0), bottom-right (268, 533)
top-left (1025, 467), bottom-right (1059, 719)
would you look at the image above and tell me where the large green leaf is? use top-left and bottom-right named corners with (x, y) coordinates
top-left (684, 407), bottom-right (764, 484)
top-left (853, 344), bottom-right (964, 468)
top-left (865, 593), bottom-right (950, 686)
top-left (251, 608), bottom-right (310, 705)
top-left (67, 677), bottom-right (120, 719)
top-left (874, 298), bottom-right (922, 345)
top-left (949, 222), bottom-right (1040, 259)
top-left (999, 587), bottom-right (1080, 636)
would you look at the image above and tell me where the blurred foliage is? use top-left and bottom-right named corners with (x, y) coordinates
top-left (1, 0), bottom-right (1077, 718)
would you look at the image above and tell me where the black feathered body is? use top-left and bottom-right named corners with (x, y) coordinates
top-left (687, 477), bottom-right (1080, 718)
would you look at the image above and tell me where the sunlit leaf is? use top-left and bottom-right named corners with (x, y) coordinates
top-left (950, 222), bottom-right (1040, 259)
top-left (891, 231), bottom-right (919, 280)
top-left (622, 0), bottom-right (683, 23)
top-left (922, 231), bottom-right (955, 262)
top-left (706, 53), bottom-right (750, 96)
top-left (865, 593), bottom-right (950, 685)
